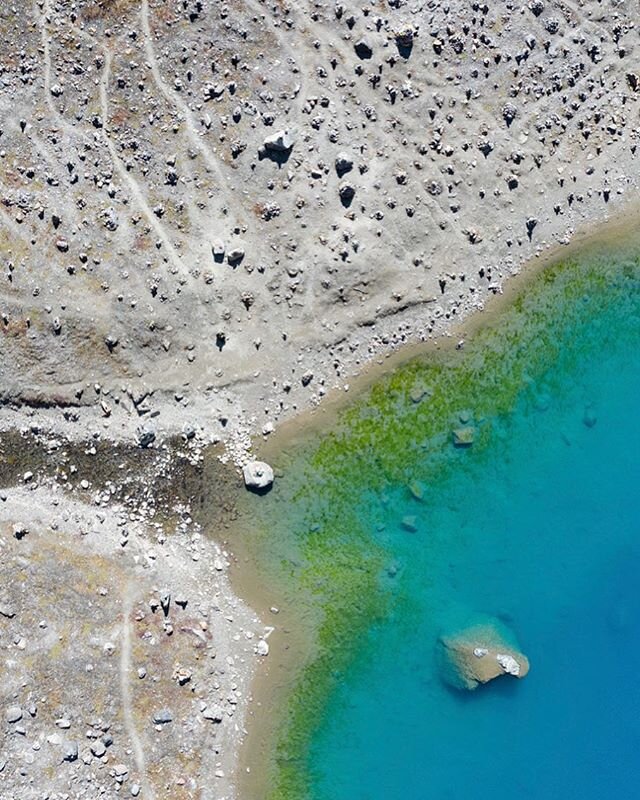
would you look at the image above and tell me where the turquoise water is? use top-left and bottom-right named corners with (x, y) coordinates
top-left (310, 330), bottom-right (640, 799)
top-left (240, 247), bottom-right (640, 799)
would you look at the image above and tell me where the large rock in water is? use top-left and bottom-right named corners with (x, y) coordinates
top-left (242, 461), bottom-right (274, 491)
top-left (439, 620), bottom-right (529, 691)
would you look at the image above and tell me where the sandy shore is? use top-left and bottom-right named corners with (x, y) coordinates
top-left (1, 0), bottom-right (640, 796)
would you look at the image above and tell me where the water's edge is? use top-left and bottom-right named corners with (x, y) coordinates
top-left (229, 208), bottom-right (640, 800)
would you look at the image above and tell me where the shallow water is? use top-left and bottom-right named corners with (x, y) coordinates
top-left (239, 241), bottom-right (640, 799)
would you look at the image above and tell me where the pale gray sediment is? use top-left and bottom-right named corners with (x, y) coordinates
top-left (1, 0), bottom-right (639, 469)
top-left (0, 433), bottom-right (269, 800)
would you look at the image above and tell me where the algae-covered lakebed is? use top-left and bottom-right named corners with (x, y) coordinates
top-left (234, 230), bottom-right (640, 800)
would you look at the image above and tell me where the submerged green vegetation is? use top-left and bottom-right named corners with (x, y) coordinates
top-left (239, 241), bottom-right (640, 800)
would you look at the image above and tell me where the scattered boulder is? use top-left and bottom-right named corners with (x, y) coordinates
top-left (212, 240), bottom-right (225, 262)
top-left (90, 740), bottom-right (107, 758)
top-left (354, 38), bottom-right (373, 59)
top-left (335, 152), bottom-right (354, 176)
top-left (5, 706), bottom-right (22, 723)
top-left (104, 334), bottom-right (119, 352)
top-left (202, 705), bottom-right (224, 723)
top-left (137, 427), bottom-right (156, 448)
top-left (263, 129), bottom-right (295, 152)
top-left (227, 246), bottom-right (245, 265)
top-left (0, 602), bottom-right (15, 618)
top-left (502, 102), bottom-right (518, 127)
top-left (242, 461), bottom-right (274, 491)
top-left (152, 709), bottom-right (173, 725)
top-left (256, 639), bottom-right (269, 656)
top-left (339, 181), bottom-right (356, 205)
top-left (62, 741), bottom-right (78, 763)
top-left (160, 591), bottom-right (171, 616)
top-left (395, 26), bottom-right (415, 48)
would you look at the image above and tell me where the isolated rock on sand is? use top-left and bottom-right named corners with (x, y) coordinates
top-left (242, 461), bottom-right (274, 491)
top-left (212, 240), bottom-right (225, 261)
top-left (439, 620), bottom-right (529, 690)
top-left (335, 152), bottom-right (354, 175)
top-left (395, 25), bottom-right (415, 48)
top-left (263, 129), bottom-right (295, 152)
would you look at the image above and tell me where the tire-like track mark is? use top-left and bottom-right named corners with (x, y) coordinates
top-left (121, 585), bottom-right (157, 800)
top-left (39, 0), bottom-right (91, 145)
top-left (140, 0), bottom-right (230, 195)
top-left (99, 49), bottom-right (190, 281)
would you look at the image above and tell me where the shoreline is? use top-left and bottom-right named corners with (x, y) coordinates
top-left (0, 201), bottom-right (639, 800)
top-left (0, 201), bottom-right (638, 799)
top-left (229, 201), bottom-right (640, 800)
top-left (2, 195), bottom-right (640, 470)
top-left (240, 198), bottom-right (640, 463)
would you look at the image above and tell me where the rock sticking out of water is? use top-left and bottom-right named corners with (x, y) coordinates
top-left (439, 619), bottom-right (530, 690)
top-left (243, 461), bottom-right (274, 491)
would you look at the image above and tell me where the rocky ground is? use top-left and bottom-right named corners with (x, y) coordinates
top-left (0, 432), bottom-right (270, 799)
top-left (1, 0), bottom-right (639, 797)
top-left (0, 0), bottom-right (638, 461)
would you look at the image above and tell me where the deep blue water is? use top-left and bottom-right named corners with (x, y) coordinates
top-left (308, 284), bottom-right (640, 798)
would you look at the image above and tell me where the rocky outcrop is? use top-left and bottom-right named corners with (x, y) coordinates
top-left (439, 620), bottom-right (530, 691)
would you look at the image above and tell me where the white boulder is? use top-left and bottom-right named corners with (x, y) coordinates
top-left (263, 129), bottom-right (295, 152)
top-left (243, 461), bottom-right (274, 490)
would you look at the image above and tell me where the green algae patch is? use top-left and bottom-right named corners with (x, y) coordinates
top-left (239, 246), bottom-right (640, 800)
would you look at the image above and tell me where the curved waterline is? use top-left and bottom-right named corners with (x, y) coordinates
top-left (233, 226), bottom-right (640, 799)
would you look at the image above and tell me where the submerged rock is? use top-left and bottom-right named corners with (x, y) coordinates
top-left (583, 405), bottom-right (597, 428)
top-left (409, 382), bottom-right (431, 404)
top-left (439, 620), bottom-right (529, 690)
top-left (401, 514), bottom-right (418, 532)
top-left (452, 426), bottom-right (475, 447)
